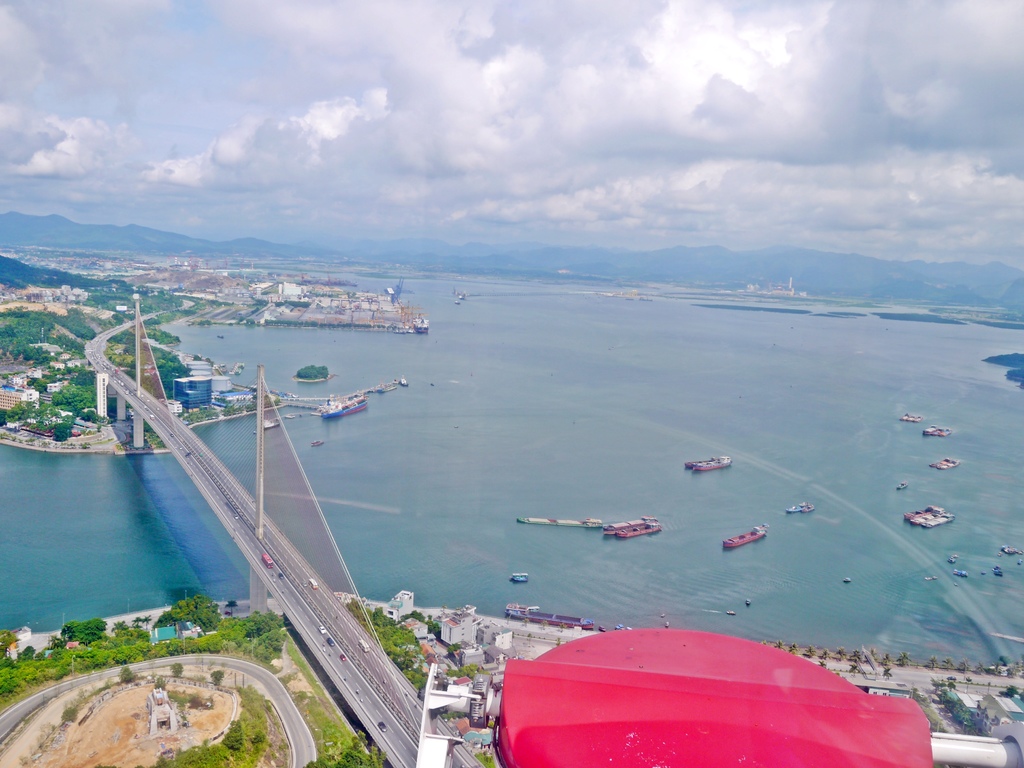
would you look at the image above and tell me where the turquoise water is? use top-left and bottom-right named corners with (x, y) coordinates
top-left (3, 278), bottom-right (1024, 663)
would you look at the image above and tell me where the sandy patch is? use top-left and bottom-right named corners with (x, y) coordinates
top-left (0, 302), bottom-right (68, 316)
top-left (1, 683), bottom-right (234, 768)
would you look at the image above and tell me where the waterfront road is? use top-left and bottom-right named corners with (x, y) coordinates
top-left (84, 323), bottom-right (423, 768)
top-left (0, 655), bottom-right (315, 768)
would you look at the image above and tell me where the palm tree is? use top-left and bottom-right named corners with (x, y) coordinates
top-left (835, 647), bottom-right (847, 661)
top-left (882, 666), bottom-right (892, 679)
top-left (774, 640), bottom-right (785, 650)
top-left (881, 652), bottom-right (893, 667)
top-left (850, 649), bottom-right (863, 663)
top-left (942, 657), bottom-right (955, 670)
top-left (112, 620), bottom-right (129, 633)
top-left (928, 656), bottom-right (938, 669)
top-left (897, 651), bottom-right (911, 667)
top-left (788, 643), bottom-right (800, 655)
top-left (848, 663), bottom-right (859, 675)
top-left (805, 645), bottom-right (817, 658)
top-left (959, 658), bottom-right (970, 673)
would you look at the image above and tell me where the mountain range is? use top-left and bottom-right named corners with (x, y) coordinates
top-left (3, 211), bottom-right (1024, 308)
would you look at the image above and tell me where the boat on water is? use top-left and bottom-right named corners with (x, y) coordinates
top-left (505, 603), bottom-right (595, 629)
top-left (615, 517), bottom-right (662, 538)
top-left (896, 481), bottom-right (908, 490)
top-left (310, 440), bottom-right (324, 447)
top-left (399, 377), bottom-right (408, 387)
top-left (903, 505), bottom-right (955, 528)
top-left (603, 516), bottom-right (659, 535)
top-left (684, 457), bottom-right (715, 469)
top-left (993, 566), bottom-right (1004, 577)
top-left (924, 576), bottom-right (938, 581)
top-left (948, 554), bottom-right (959, 563)
top-left (843, 577), bottom-right (852, 583)
top-left (517, 517), bottom-right (603, 528)
top-left (689, 456), bottom-right (732, 472)
top-left (374, 380), bottom-right (399, 393)
top-left (510, 573), bottom-right (528, 583)
top-left (318, 394), bottom-right (369, 419)
top-left (413, 316), bottom-right (429, 334)
top-left (785, 502), bottom-right (815, 514)
top-left (726, 610), bottom-right (736, 616)
top-left (929, 457), bottom-right (961, 470)
top-left (899, 413), bottom-right (924, 422)
top-left (922, 425), bottom-right (953, 437)
top-left (216, 334), bottom-right (225, 339)
top-left (1000, 545), bottom-right (1023, 555)
top-left (722, 525), bottom-right (768, 549)
top-left (953, 569), bottom-right (969, 578)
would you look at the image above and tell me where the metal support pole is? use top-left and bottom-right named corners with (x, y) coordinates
top-left (255, 363), bottom-right (266, 541)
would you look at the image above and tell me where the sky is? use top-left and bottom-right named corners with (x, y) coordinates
top-left (2, 0), bottom-right (1024, 264)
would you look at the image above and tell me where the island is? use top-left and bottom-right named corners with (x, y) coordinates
top-left (293, 364), bottom-right (331, 382)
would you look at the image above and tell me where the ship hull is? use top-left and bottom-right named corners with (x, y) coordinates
top-left (320, 399), bottom-right (368, 419)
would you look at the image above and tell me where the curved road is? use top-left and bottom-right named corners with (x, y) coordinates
top-left (0, 655), bottom-right (315, 768)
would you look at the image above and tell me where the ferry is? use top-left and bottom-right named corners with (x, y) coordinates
top-left (785, 502), bottom-right (815, 514)
top-left (929, 457), bottom-right (961, 470)
top-left (510, 573), bottom-right (529, 583)
top-left (922, 425), bottom-right (953, 437)
top-left (689, 456), bottom-right (732, 472)
top-left (899, 413), bottom-right (924, 422)
top-left (517, 517), bottom-right (603, 528)
top-left (896, 481), bottom-right (908, 490)
top-left (722, 525), bottom-right (768, 549)
top-left (318, 394), bottom-right (368, 419)
top-left (604, 516), bottom-right (659, 535)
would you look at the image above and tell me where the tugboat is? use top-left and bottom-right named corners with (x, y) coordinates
top-left (896, 481), bottom-right (908, 490)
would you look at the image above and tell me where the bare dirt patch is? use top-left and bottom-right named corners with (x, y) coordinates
top-left (1, 684), bottom-right (234, 768)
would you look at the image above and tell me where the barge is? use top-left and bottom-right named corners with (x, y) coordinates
top-left (603, 516), bottom-right (659, 535)
top-left (517, 517), bottom-right (603, 528)
top-left (723, 525), bottom-right (768, 549)
top-left (505, 603), bottom-right (595, 630)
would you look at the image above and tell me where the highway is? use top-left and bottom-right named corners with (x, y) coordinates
top-left (0, 655), bottom-right (315, 768)
top-left (84, 323), bottom-right (426, 768)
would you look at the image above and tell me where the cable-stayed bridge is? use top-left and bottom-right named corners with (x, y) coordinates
top-left (84, 300), bottom-right (467, 768)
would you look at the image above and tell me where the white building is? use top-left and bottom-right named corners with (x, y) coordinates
top-left (386, 590), bottom-right (415, 621)
top-left (166, 400), bottom-right (183, 414)
top-left (440, 605), bottom-right (480, 646)
top-left (46, 381), bottom-right (67, 393)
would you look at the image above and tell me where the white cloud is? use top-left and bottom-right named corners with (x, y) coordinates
top-left (15, 116), bottom-right (127, 179)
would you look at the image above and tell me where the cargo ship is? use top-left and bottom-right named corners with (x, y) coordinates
top-left (517, 517), bottom-right (603, 528)
top-left (318, 394), bottom-right (368, 419)
top-left (615, 517), bottom-right (662, 538)
top-left (723, 525), bottom-right (768, 549)
top-left (903, 505), bottom-right (955, 527)
top-left (922, 425), bottom-right (952, 437)
top-left (929, 457), bottom-right (960, 470)
top-left (413, 316), bottom-right (429, 334)
top-left (603, 516), bottom-right (659, 535)
top-left (505, 603), bottom-right (595, 630)
top-left (899, 413), bottom-right (924, 422)
top-left (685, 457), bottom-right (715, 469)
top-left (689, 456), bottom-right (732, 471)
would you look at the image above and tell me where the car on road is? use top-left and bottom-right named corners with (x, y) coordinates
top-left (318, 625), bottom-right (327, 634)
top-left (947, 675), bottom-right (957, 681)
top-left (326, 636), bottom-right (335, 647)
top-left (377, 721), bottom-right (388, 732)
top-left (339, 653), bottom-right (347, 661)
top-left (278, 572), bottom-right (285, 579)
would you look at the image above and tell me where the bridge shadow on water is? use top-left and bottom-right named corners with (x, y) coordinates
top-left (127, 454), bottom-right (248, 602)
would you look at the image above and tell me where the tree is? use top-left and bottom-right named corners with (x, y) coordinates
top-left (959, 658), bottom-right (970, 673)
top-left (52, 421), bottom-right (73, 442)
top-left (0, 630), bottom-right (16, 654)
top-left (112, 621), bottom-right (129, 634)
top-left (119, 665), bottom-right (135, 684)
top-left (881, 653), bottom-right (893, 667)
top-left (171, 662), bottom-right (184, 678)
top-left (835, 647), bottom-right (847, 660)
top-left (226, 600), bottom-right (238, 609)
top-left (928, 656), bottom-right (938, 669)
top-left (942, 658), bottom-right (955, 670)
top-left (897, 651), bottom-right (911, 667)
top-left (210, 669), bottom-right (225, 686)
top-left (154, 676), bottom-right (166, 689)
top-left (156, 594), bottom-right (221, 633)
top-left (61, 618), bottom-right (107, 645)
top-left (882, 666), bottom-right (892, 679)
top-left (1003, 685), bottom-right (1020, 698)
top-left (222, 719), bottom-right (245, 751)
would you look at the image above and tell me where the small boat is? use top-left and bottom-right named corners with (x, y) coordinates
top-left (924, 576), bottom-right (938, 581)
top-left (843, 577), bottom-right (852, 583)
top-left (664, 621), bottom-right (669, 627)
top-left (399, 377), bottom-right (408, 387)
top-left (614, 624), bottom-right (625, 630)
top-left (953, 569), bottom-right (969, 578)
top-left (993, 566), bottom-right (1004, 577)
top-left (899, 413), bottom-right (924, 422)
top-left (510, 573), bottom-right (528, 583)
top-left (922, 425), bottom-right (953, 437)
top-left (786, 502), bottom-right (815, 514)
top-left (310, 440), bottom-right (324, 447)
top-left (896, 481), bottom-right (908, 490)
top-left (726, 610), bottom-right (736, 616)
top-left (745, 599), bottom-right (751, 606)
top-left (216, 334), bottom-right (225, 339)
top-left (948, 554), bottom-right (959, 564)
top-left (929, 457), bottom-right (961, 470)
top-left (598, 626), bottom-right (607, 632)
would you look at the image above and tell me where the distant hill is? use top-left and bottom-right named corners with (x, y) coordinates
top-left (4, 211), bottom-right (1024, 307)
top-left (0, 252), bottom-right (101, 289)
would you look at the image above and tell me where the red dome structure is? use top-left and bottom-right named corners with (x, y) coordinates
top-left (496, 629), bottom-right (932, 767)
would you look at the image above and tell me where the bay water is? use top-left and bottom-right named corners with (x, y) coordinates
top-left (3, 277), bottom-right (1024, 664)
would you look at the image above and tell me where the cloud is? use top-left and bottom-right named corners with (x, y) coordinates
top-left (1, 0), bottom-right (1024, 263)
